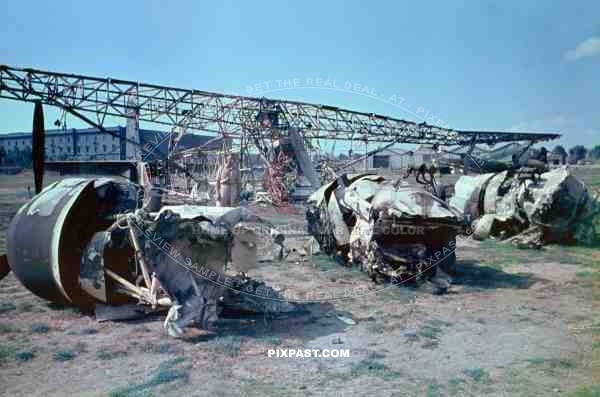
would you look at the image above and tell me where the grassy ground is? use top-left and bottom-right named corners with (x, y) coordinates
top-left (0, 167), bottom-right (599, 396)
top-left (573, 165), bottom-right (600, 191)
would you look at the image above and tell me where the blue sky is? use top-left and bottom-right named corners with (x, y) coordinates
top-left (0, 0), bottom-right (598, 149)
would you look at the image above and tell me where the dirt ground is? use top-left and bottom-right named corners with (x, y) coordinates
top-left (0, 169), bottom-right (599, 396)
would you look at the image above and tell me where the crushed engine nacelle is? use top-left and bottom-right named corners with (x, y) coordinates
top-left (306, 174), bottom-right (463, 288)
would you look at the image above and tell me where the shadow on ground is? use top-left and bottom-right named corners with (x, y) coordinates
top-left (451, 260), bottom-right (537, 291)
top-left (185, 302), bottom-right (345, 343)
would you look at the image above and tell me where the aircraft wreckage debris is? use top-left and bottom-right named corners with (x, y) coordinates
top-left (6, 177), bottom-right (296, 337)
top-left (306, 173), bottom-right (463, 292)
top-left (4, 165), bottom-right (598, 336)
top-left (450, 166), bottom-right (600, 248)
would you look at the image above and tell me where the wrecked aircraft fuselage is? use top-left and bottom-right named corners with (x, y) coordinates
top-left (306, 174), bottom-right (463, 286)
top-left (7, 178), bottom-right (294, 336)
top-left (450, 166), bottom-right (600, 247)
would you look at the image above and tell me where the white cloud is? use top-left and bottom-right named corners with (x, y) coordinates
top-left (564, 36), bottom-right (600, 61)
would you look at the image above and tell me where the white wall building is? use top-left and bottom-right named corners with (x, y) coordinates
top-left (366, 146), bottom-right (437, 169)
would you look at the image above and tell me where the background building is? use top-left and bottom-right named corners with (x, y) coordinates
top-left (366, 146), bottom-right (436, 169)
top-left (0, 126), bottom-right (218, 166)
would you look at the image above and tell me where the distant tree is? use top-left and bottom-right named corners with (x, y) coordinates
top-left (338, 153), bottom-right (349, 160)
top-left (0, 146), bottom-right (5, 166)
top-left (568, 145), bottom-right (588, 163)
top-left (552, 145), bottom-right (567, 163)
top-left (589, 145), bottom-right (600, 160)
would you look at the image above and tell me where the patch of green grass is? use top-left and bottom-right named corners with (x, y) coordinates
top-left (593, 340), bottom-right (600, 350)
top-left (97, 349), bottom-right (128, 360)
top-left (426, 382), bottom-right (441, 397)
top-left (140, 342), bottom-right (175, 354)
top-left (418, 324), bottom-right (442, 340)
top-left (0, 323), bottom-right (19, 333)
top-left (108, 357), bottom-right (188, 397)
top-left (30, 323), bottom-right (50, 333)
top-left (258, 335), bottom-right (282, 346)
top-left (576, 270), bottom-right (597, 278)
top-left (53, 350), bottom-right (75, 362)
top-left (520, 240), bottom-right (596, 267)
top-left (0, 303), bottom-right (17, 315)
top-left (592, 318), bottom-right (600, 336)
top-left (478, 240), bottom-right (527, 267)
top-left (240, 378), bottom-right (296, 397)
top-left (504, 366), bottom-right (540, 395)
top-left (46, 303), bottom-right (81, 316)
top-left (525, 357), bottom-right (576, 371)
top-left (463, 368), bottom-right (491, 383)
top-left (557, 359), bottom-right (577, 369)
top-left (67, 327), bottom-right (98, 336)
top-left (367, 321), bottom-right (385, 334)
top-left (212, 335), bottom-right (242, 357)
top-left (563, 386), bottom-right (600, 397)
top-left (350, 359), bottom-right (401, 380)
top-left (525, 357), bottom-right (546, 365)
top-left (545, 245), bottom-right (600, 268)
top-left (14, 350), bottom-right (35, 362)
top-left (16, 302), bottom-right (45, 313)
top-left (448, 378), bottom-right (466, 394)
top-left (0, 344), bottom-right (17, 362)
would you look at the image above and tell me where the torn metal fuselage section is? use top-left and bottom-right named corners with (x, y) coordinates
top-left (450, 166), bottom-right (600, 247)
top-left (130, 206), bottom-right (295, 336)
top-left (306, 174), bottom-right (463, 285)
top-left (7, 178), bottom-right (139, 305)
top-left (6, 177), bottom-right (294, 335)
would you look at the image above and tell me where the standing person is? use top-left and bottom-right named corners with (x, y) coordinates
top-left (215, 153), bottom-right (241, 207)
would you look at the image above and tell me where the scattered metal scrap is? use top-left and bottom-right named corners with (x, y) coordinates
top-left (6, 177), bottom-right (295, 336)
top-left (450, 166), bottom-right (600, 248)
top-left (306, 174), bottom-right (462, 290)
top-left (263, 151), bottom-right (294, 206)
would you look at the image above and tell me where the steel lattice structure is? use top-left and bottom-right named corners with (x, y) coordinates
top-left (0, 65), bottom-right (560, 146)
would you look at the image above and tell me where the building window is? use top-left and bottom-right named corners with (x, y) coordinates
top-left (373, 155), bottom-right (390, 169)
top-left (102, 144), bottom-right (107, 152)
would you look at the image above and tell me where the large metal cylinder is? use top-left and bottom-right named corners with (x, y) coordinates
top-left (7, 178), bottom-right (99, 305)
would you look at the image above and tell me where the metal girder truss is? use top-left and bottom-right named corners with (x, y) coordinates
top-left (0, 65), bottom-right (560, 146)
